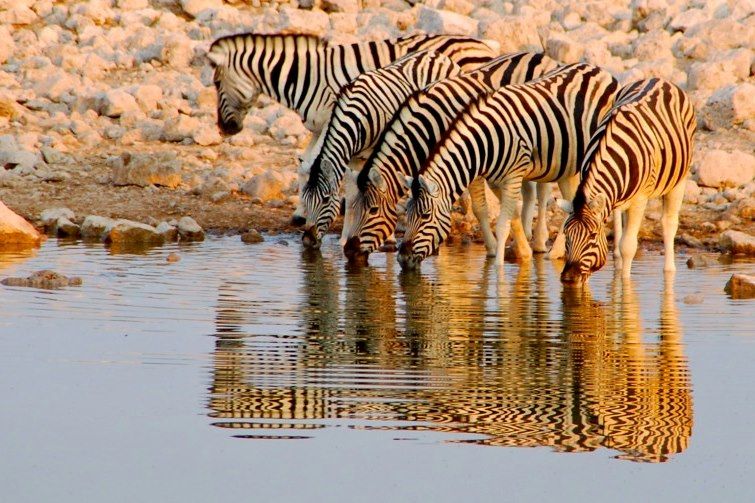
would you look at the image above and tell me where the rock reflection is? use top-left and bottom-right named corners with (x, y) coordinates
top-left (208, 254), bottom-right (692, 461)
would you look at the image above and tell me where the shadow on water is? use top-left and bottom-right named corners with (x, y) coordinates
top-left (208, 246), bottom-right (692, 462)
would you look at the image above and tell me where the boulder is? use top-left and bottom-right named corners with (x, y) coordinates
top-left (112, 152), bottom-right (182, 188)
top-left (0, 26), bottom-right (14, 64)
top-left (415, 6), bottom-right (480, 37)
top-left (274, 7), bottom-right (330, 37)
top-left (180, 0), bottom-right (223, 18)
top-left (98, 89), bottom-right (140, 119)
top-left (724, 274), bottom-right (755, 299)
top-left (163, 114), bottom-right (201, 143)
top-left (0, 201), bottom-right (43, 248)
top-left (687, 49), bottom-right (751, 91)
top-left (546, 35), bottom-right (584, 64)
top-left (241, 229), bottom-right (264, 244)
top-left (242, 170), bottom-right (290, 203)
top-left (130, 85), bottom-right (163, 112)
top-left (719, 230), bottom-right (755, 256)
top-left (321, 0), bottom-right (359, 13)
top-left (192, 128), bottom-right (222, 147)
top-left (483, 16), bottom-right (543, 53)
top-left (704, 83), bottom-right (755, 129)
top-left (80, 215), bottom-right (117, 240)
top-left (156, 221), bottom-right (178, 241)
top-left (177, 216), bottom-right (205, 241)
top-left (1, 270), bottom-right (82, 289)
top-left (268, 113), bottom-right (308, 141)
top-left (695, 150), bottom-right (755, 189)
top-left (40, 207), bottom-right (75, 231)
top-left (105, 220), bottom-right (165, 247)
top-left (55, 217), bottom-right (80, 238)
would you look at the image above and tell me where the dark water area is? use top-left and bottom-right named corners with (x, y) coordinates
top-left (0, 236), bottom-right (753, 502)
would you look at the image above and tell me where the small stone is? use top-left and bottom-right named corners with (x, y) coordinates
top-left (686, 254), bottom-right (712, 268)
top-left (679, 234), bottom-right (704, 249)
top-left (682, 294), bottom-right (704, 305)
top-left (55, 217), bottom-right (80, 239)
top-left (106, 220), bottom-right (165, 248)
top-left (415, 6), bottom-right (480, 37)
top-left (1, 270), bottom-right (82, 290)
top-left (111, 152), bottom-right (182, 188)
top-left (177, 216), bottom-right (204, 241)
top-left (724, 274), bottom-right (755, 299)
top-left (241, 229), bottom-right (264, 244)
top-left (156, 221), bottom-right (179, 241)
top-left (166, 252), bottom-right (181, 263)
top-left (40, 207), bottom-right (75, 230)
top-left (81, 215), bottom-right (117, 240)
top-left (719, 230), bottom-right (755, 256)
top-left (695, 150), bottom-right (755, 189)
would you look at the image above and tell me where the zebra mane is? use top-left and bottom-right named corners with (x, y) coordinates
top-left (209, 32), bottom-right (323, 52)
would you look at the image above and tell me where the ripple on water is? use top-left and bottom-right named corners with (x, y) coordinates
top-left (1, 236), bottom-right (753, 462)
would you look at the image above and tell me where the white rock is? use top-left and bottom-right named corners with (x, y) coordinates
top-left (192, 128), bottom-right (222, 146)
top-left (483, 15), bottom-right (543, 53)
top-left (130, 84), bottom-right (163, 112)
top-left (242, 170), bottom-right (288, 203)
top-left (546, 34), bottom-right (584, 64)
top-left (32, 69), bottom-right (79, 103)
top-left (684, 179), bottom-right (701, 203)
top-left (687, 49), bottom-right (752, 91)
top-left (163, 114), bottom-right (201, 142)
top-left (40, 207), bottom-right (74, 228)
top-left (268, 113), bottom-right (308, 141)
top-left (116, 0), bottom-right (149, 9)
top-left (695, 150), bottom-right (755, 188)
top-left (111, 152), bottom-right (183, 188)
top-left (98, 90), bottom-right (140, 118)
top-left (106, 220), bottom-right (165, 247)
top-left (0, 200), bottom-right (42, 248)
top-left (80, 215), bottom-right (117, 240)
top-left (0, 27), bottom-right (15, 64)
top-left (274, 7), bottom-right (331, 37)
top-left (177, 216), bottom-right (205, 241)
top-left (719, 230), bottom-right (755, 256)
top-left (0, 4), bottom-right (38, 25)
top-left (0, 149), bottom-right (39, 172)
top-left (669, 8), bottom-right (709, 32)
top-left (321, 0), bottom-right (359, 13)
top-left (415, 6), bottom-right (480, 37)
top-left (705, 83), bottom-right (755, 128)
top-left (179, 0), bottom-right (223, 18)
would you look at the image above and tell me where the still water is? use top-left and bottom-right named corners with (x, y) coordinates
top-left (0, 236), bottom-right (753, 502)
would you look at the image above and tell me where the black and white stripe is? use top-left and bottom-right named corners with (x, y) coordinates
top-left (206, 33), bottom-right (497, 137)
top-left (398, 63), bottom-right (619, 269)
top-left (340, 52), bottom-right (560, 264)
top-left (560, 78), bottom-right (696, 284)
top-left (296, 49), bottom-right (465, 247)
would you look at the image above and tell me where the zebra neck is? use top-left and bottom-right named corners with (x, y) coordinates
top-left (578, 176), bottom-right (617, 222)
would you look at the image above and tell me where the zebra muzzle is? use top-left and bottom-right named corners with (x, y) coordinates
top-left (560, 263), bottom-right (588, 286)
top-left (344, 236), bottom-right (368, 265)
top-left (301, 226), bottom-right (321, 250)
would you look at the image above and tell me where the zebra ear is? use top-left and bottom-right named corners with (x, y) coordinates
top-left (557, 198), bottom-right (573, 214)
top-left (587, 194), bottom-right (607, 214)
top-left (368, 168), bottom-right (387, 193)
top-left (418, 174), bottom-right (439, 197)
top-left (206, 50), bottom-right (226, 68)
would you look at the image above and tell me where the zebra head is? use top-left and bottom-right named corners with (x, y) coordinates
top-left (342, 168), bottom-right (397, 265)
top-left (299, 158), bottom-right (342, 249)
top-left (207, 42), bottom-right (261, 136)
top-left (560, 195), bottom-right (609, 286)
top-left (398, 174), bottom-right (451, 270)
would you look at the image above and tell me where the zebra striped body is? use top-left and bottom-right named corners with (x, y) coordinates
top-left (207, 33), bottom-right (497, 136)
top-left (560, 79), bottom-right (696, 284)
top-left (398, 63), bottom-right (619, 269)
top-left (341, 52), bottom-right (560, 264)
top-left (297, 50), bottom-right (464, 247)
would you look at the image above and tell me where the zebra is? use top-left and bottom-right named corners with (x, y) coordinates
top-left (206, 33), bottom-right (498, 160)
top-left (559, 78), bottom-right (696, 285)
top-left (293, 49), bottom-right (465, 248)
top-left (397, 63), bottom-right (619, 270)
top-left (340, 52), bottom-right (560, 265)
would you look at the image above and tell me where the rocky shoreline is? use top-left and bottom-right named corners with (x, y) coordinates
top-left (0, 0), bottom-right (752, 257)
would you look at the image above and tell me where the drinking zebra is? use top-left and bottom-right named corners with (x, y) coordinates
top-left (559, 79), bottom-right (696, 285)
top-left (206, 33), bottom-right (497, 158)
top-left (398, 63), bottom-right (619, 270)
top-left (294, 49), bottom-right (465, 248)
top-left (340, 52), bottom-right (560, 265)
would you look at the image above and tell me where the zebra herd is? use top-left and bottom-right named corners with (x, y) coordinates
top-left (207, 32), bottom-right (696, 286)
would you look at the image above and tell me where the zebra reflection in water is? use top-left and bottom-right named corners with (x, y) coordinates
top-left (207, 253), bottom-right (691, 461)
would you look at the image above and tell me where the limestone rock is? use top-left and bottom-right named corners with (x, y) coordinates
top-left (719, 230), bottom-right (755, 256)
top-left (105, 220), bottom-right (165, 247)
top-left (415, 6), bottom-right (480, 37)
top-left (163, 114), bottom-right (201, 143)
top-left (177, 216), bottom-right (205, 241)
top-left (241, 229), bottom-right (264, 244)
top-left (180, 0), bottom-right (223, 18)
top-left (156, 221), bottom-right (178, 241)
top-left (695, 150), bottom-right (755, 188)
top-left (321, 0), bottom-right (359, 13)
top-left (483, 16), bottom-right (543, 53)
top-left (274, 7), bottom-right (330, 37)
top-left (192, 127), bottom-right (222, 146)
top-left (40, 207), bottom-right (75, 231)
top-left (55, 217), bottom-right (80, 238)
top-left (0, 201), bottom-right (43, 248)
top-left (98, 89), bottom-right (140, 118)
top-left (724, 274), bottom-right (755, 299)
top-left (81, 215), bottom-right (117, 240)
top-left (546, 35), bottom-right (584, 64)
top-left (112, 152), bottom-right (182, 188)
top-left (0, 26), bottom-right (14, 65)
top-left (704, 83), bottom-right (755, 129)
top-left (242, 170), bottom-right (290, 203)
top-left (1, 270), bottom-right (82, 290)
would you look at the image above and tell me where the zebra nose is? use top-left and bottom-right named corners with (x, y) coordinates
top-left (398, 239), bottom-right (413, 257)
top-left (560, 263), bottom-right (585, 285)
top-left (302, 226), bottom-right (321, 249)
top-left (218, 117), bottom-right (242, 136)
top-left (344, 236), bottom-right (368, 265)
top-left (290, 215), bottom-right (306, 227)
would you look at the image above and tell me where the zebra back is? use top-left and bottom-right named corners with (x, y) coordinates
top-left (208, 33), bottom-right (497, 132)
top-left (575, 78), bottom-right (697, 218)
top-left (300, 50), bottom-right (463, 241)
top-left (418, 63), bottom-right (620, 200)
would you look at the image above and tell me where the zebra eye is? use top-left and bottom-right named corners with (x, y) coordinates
top-left (421, 209), bottom-right (432, 219)
top-left (368, 206), bottom-right (379, 216)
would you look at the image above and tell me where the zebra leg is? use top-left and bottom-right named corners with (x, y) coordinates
top-left (613, 209), bottom-right (623, 260)
top-left (520, 180), bottom-right (535, 241)
top-left (469, 177), bottom-right (497, 257)
top-left (547, 175), bottom-right (580, 259)
top-left (661, 182), bottom-right (686, 273)
top-left (619, 196), bottom-right (648, 278)
top-left (532, 182), bottom-right (551, 253)
top-left (494, 179), bottom-right (531, 266)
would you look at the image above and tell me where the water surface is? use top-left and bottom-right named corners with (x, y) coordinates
top-left (0, 236), bottom-right (753, 502)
